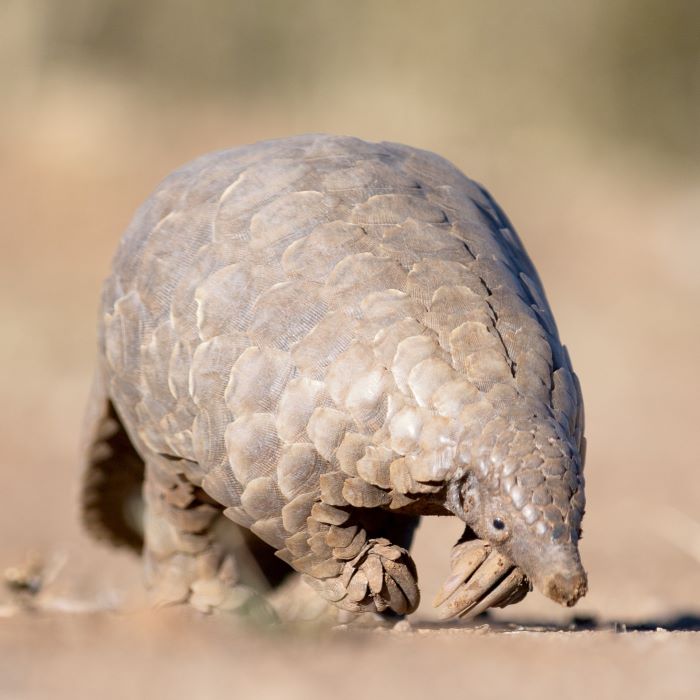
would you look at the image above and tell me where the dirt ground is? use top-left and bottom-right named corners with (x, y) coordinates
top-left (1, 94), bottom-right (698, 699)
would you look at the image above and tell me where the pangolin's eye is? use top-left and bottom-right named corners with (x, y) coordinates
top-left (492, 518), bottom-right (505, 531)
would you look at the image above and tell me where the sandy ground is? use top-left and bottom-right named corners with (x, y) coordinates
top-left (1, 610), bottom-right (699, 700)
top-left (0, 98), bottom-right (698, 698)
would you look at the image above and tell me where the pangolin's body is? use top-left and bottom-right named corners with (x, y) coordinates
top-left (83, 134), bottom-right (586, 618)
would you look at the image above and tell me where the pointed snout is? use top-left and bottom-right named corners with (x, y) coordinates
top-left (508, 538), bottom-right (588, 607)
top-left (539, 567), bottom-right (588, 607)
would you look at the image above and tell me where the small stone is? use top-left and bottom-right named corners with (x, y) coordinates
top-left (392, 619), bottom-right (412, 633)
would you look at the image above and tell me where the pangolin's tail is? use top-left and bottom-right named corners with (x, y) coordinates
top-left (80, 368), bottom-right (145, 551)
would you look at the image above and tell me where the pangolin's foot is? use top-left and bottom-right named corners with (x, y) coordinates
top-left (303, 537), bottom-right (419, 616)
top-left (189, 579), bottom-right (277, 622)
top-left (433, 539), bottom-right (530, 620)
top-left (150, 576), bottom-right (277, 623)
top-left (146, 551), bottom-right (277, 623)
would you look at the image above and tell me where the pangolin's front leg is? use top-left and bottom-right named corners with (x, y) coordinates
top-left (277, 489), bottom-right (421, 616)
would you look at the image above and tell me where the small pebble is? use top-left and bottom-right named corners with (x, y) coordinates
top-left (392, 619), bottom-right (412, 633)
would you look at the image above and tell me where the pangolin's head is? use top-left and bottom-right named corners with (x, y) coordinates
top-left (447, 417), bottom-right (587, 607)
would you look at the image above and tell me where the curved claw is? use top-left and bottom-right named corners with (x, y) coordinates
top-left (433, 540), bottom-right (490, 608)
top-left (434, 538), bottom-right (531, 620)
top-left (455, 567), bottom-right (529, 619)
top-left (492, 570), bottom-right (530, 610)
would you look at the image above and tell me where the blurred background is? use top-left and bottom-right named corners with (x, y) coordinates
top-left (1, 1), bottom-right (698, 697)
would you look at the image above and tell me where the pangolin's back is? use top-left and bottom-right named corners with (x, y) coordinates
top-left (98, 134), bottom-right (583, 554)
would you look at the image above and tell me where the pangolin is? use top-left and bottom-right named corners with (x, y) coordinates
top-left (82, 134), bottom-right (587, 620)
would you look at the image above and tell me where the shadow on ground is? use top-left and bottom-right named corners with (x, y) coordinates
top-left (449, 612), bottom-right (700, 633)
